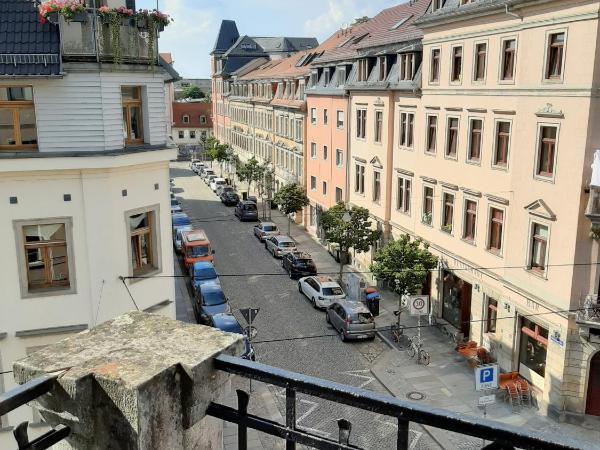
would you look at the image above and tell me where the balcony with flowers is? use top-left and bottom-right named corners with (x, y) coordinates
top-left (37, 1), bottom-right (172, 65)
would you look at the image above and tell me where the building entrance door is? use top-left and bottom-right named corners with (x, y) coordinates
top-left (586, 351), bottom-right (600, 416)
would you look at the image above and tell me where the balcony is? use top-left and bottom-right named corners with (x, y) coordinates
top-left (577, 294), bottom-right (600, 328)
top-left (5, 312), bottom-right (588, 450)
top-left (56, 11), bottom-right (158, 65)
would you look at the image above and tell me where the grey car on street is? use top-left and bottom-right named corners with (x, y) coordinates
top-left (326, 300), bottom-right (376, 341)
top-left (265, 235), bottom-right (296, 258)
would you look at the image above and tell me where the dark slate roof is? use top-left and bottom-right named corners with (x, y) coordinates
top-left (252, 37), bottom-right (318, 53)
top-left (211, 20), bottom-right (240, 55)
top-left (222, 56), bottom-right (262, 76)
top-left (0, 0), bottom-right (61, 76)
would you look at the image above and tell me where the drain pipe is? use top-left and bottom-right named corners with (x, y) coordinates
top-left (504, 3), bottom-right (522, 20)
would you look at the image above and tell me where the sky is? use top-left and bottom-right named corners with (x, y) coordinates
top-left (137, 0), bottom-right (402, 79)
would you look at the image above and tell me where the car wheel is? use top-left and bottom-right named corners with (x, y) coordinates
top-left (311, 297), bottom-right (317, 309)
top-left (340, 329), bottom-right (347, 342)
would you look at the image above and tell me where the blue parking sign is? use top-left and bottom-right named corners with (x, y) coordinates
top-left (475, 364), bottom-right (498, 391)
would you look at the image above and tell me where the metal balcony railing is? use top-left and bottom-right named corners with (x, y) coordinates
top-left (577, 294), bottom-right (600, 326)
top-left (208, 354), bottom-right (582, 450)
top-left (0, 375), bottom-right (70, 450)
top-left (57, 10), bottom-right (158, 65)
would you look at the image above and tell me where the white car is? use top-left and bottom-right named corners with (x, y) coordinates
top-left (253, 222), bottom-right (280, 242)
top-left (298, 276), bottom-right (346, 309)
top-left (173, 225), bottom-right (193, 253)
top-left (210, 177), bottom-right (226, 192)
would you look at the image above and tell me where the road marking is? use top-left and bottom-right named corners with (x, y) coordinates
top-left (341, 369), bottom-right (375, 389)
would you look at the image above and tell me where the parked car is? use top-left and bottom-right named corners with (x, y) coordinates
top-left (253, 222), bottom-right (279, 242)
top-left (265, 235), bottom-right (296, 258)
top-left (192, 161), bottom-right (205, 173)
top-left (182, 230), bottom-right (214, 269)
top-left (171, 212), bottom-right (190, 234)
top-left (216, 185), bottom-right (234, 197)
top-left (298, 276), bottom-right (345, 308)
top-left (173, 225), bottom-right (193, 253)
top-left (190, 261), bottom-right (220, 296)
top-left (170, 197), bottom-right (180, 208)
top-left (282, 252), bottom-right (317, 279)
top-left (210, 177), bottom-right (226, 192)
top-left (206, 175), bottom-right (217, 186)
top-left (193, 284), bottom-right (230, 325)
top-left (247, 195), bottom-right (258, 204)
top-left (171, 202), bottom-right (183, 213)
top-left (234, 201), bottom-right (259, 222)
top-left (201, 169), bottom-right (215, 179)
top-left (209, 313), bottom-right (255, 360)
top-left (220, 191), bottom-right (240, 206)
top-left (326, 301), bottom-right (375, 341)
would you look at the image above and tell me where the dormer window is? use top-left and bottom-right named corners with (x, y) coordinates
top-left (357, 59), bottom-right (369, 82)
top-left (337, 67), bottom-right (347, 86)
top-left (432, 0), bottom-right (443, 11)
top-left (399, 53), bottom-right (415, 81)
top-left (182, 114), bottom-right (189, 124)
top-left (378, 56), bottom-right (387, 81)
top-left (324, 69), bottom-right (331, 85)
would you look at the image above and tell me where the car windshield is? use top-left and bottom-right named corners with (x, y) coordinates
top-left (203, 291), bottom-right (226, 306)
top-left (295, 259), bottom-right (314, 267)
top-left (217, 319), bottom-right (243, 334)
top-left (244, 204), bottom-right (257, 211)
top-left (194, 267), bottom-right (217, 280)
top-left (223, 187), bottom-right (234, 192)
top-left (350, 312), bottom-right (373, 324)
top-left (322, 287), bottom-right (343, 296)
top-left (188, 245), bottom-right (210, 257)
top-left (279, 241), bottom-right (295, 248)
top-left (216, 181), bottom-right (225, 185)
top-left (263, 225), bottom-right (277, 231)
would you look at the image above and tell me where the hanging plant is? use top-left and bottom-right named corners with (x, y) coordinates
top-left (38, 0), bottom-right (86, 24)
top-left (97, 7), bottom-right (124, 65)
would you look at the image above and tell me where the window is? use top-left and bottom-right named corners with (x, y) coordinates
top-left (336, 110), bottom-right (344, 129)
top-left (324, 109), bottom-right (329, 125)
top-left (399, 112), bottom-right (414, 148)
top-left (399, 53), bottom-right (415, 81)
top-left (430, 48), bottom-right (440, 83)
top-left (374, 111), bottom-right (383, 143)
top-left (355, 164), bottom-right (365, 194)
top-left (474, 43), bottom-right (487, 81)
top-left (426, 115), bottom-right (437, 153)
top-left (488, 207), bottom-right (504, 253)
top-left (20, 222), bottom-right (71, 294)
top-left (129, 210), bottom-right (157, 276)
top-left (446, 117), bottom-right (459, 158)
top-left (442, 193), bottom-right (454, 233)
top-left (310, 176), bottom-right (317, 191)
top-left (0, 86), bottom-right (38, 150)
top-left (336, 149), bottom-right (343, 167)
top-left (451, 46), bottom-right (463, 82)
top-left (310, 108), bottom-right (317, 125)
top-left (378, 56), bottom-right (387, 81)
top-left (373, 171), bottom-right (381, 202)
top-left (323, 181), bottom-right (327, 196)
top-left (200, 115), bottom-right (206, 124)
top-left (519, 318), bottom-right (548, 379)
top-left (182, 114), bottom-right (189, 123)
top-left (422, 186), bottom-right (434, 225)
top-left (501, 39), bottom-right (516, 81)
top-left (486, 297), bottom-right (498, 333)
top-left (529, 223), bottom-right (548, 273)
top-left (546, 32), bottom-right (565, 80)
top-left (463, 200), bottom-right (477, 242)
top-left (122, 86), bottom-right (144, 145)
top-left (494, 121), bottom-right (511, 167)
top-left (537, 126), bottom-right (557, 178)
top-left (468, 119), bottom-right (483, 162)
top-left (431, 0), bottom-right (442, 11)
top-left (335, 187), bottom-right (343, 203)
top-left (357, 59), bottom-right (369, 82)
top-left (323, 145), bottom-right (328, 160)
top-left (190, 130), bottom-right (196, 139)
top-left (396, 177), bottom-right (411, 214)
top-left (310, 142), bottom-right (317, 158)
top-left (178, 131), bottom-right (184, 139)
top-left (356, 109), bottom-right (367, 139)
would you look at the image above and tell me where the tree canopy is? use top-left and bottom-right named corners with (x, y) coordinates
top-left (274, 183), bottom-right (310, 235)
top-left (237, 157), bottom-right (264, 192)
top-left (181, 85), bottom-right (205, 99)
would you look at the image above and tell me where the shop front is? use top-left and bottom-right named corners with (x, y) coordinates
top-left (518, 317), bottom-right (548, 389)
top-left (441, 270), bottom-right (472, 339)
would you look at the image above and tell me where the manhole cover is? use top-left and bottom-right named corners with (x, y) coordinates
top-left (406, 391), bottom-right (426, 401)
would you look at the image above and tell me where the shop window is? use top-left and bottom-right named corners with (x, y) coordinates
top-left (442, 271), bottom-right (472, 337)
top-left (486, 297), bottom-right (498, 333)
top-left (519, 318), bottom-right (548, 380)
top-left (0, 86), bottom-right (38, 150)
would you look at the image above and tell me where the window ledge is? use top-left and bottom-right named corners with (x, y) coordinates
top-left (424, 151), bottom-right (437, 157)
top-left (486, 249), bottom-right (504, 259)
top-left (525, 268), bottom-right (548, 280)
top-left (461, 238), bottom-right (476, 247)
top-left (444, 155), bottom-right (458, 161)
top-left (466, 159), bottom-right (481, 166)
top-left (534, 174), bottom-right (555, 184)
top-left (491, 164), bottom-right (509, 172)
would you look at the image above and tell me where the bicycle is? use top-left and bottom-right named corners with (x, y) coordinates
top-left (390, 322), bottom-right (405, 342)
top-left (407, 335), bottom-right (430, 366)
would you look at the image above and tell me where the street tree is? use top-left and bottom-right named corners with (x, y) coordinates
top-left (181, 85), bottom-right (205, 99)
top-left (205, 141), bottom-right (228, 176)
top-left (273, 183), bottom-right (309, 235)
top-left (237, 157), bottom-right (263, 193)
top-left (320, 202), bottom-right (381, 282)
top-left (370, 234), bottom-right (438, 330)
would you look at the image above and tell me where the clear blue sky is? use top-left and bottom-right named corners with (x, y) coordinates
top-left (137, 0), bottom-right (402, 78)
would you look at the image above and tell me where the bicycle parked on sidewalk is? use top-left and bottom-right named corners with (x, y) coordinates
top-left (407, 334), bottom-right (430, 365)
top-left (390, 308), bottom-right (406, 343)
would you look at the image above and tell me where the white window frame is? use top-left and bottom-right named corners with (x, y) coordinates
top-left (310, 108), bottom-right (317, 125)
top-left (374, 110), bottom-right (384, 144)
top-left (372, 169), bottom-right (382, 203)
top-left (449, 44), bottom-right (464, 85)
top-left (335, 149), bottom-right (343, 167)
top-left (461, 197), bottom-right (479, 245)
top-left (466, 116), bottom-right (484, 165)
top-left (542, 28), bottom-right (567, 83)
top-left (533, 122), bottom-right (560, 183)
top-left (336, 110), bottom-right (344, 129)
top-left (398, 111), bottom-right (415, 149)
top-left (472, 40), bottom-right (488, 84)
top-left (125, 205), bottom-right (162, 280)
top-left (396, 175), bottom-right (411, 216)
top-left (429, 46), bottom-right (441, 85)
top-left (491, 118), bottom-right (513, 171)
top-left (310, 176), bottom-right (317, 191)
top-left (526, 219), bottom-right (551, 279)
top-left (486, 204), bottom-right (506, 257)
top-left (440, 190), bottom-right (455, 235)
top-left (422, 184), bottom-right (435, 226)
top-left (498, 35), bottom-right (518, 85)
top-left (445, 115), bottom-right (460, 160)
top-left (310, 142), bottom-right (317, 159)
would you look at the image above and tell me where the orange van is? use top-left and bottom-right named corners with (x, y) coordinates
top-left (181, 230), bottom-right (214, 269)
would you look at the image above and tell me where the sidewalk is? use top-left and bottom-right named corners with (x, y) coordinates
top-left (248, 196), bottom-right (600, 449)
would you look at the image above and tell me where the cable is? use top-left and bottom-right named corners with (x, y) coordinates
top-left (93, 279), bottom-right (106, 327)
top-left (0, 370), bottom-right (12, 375)
top-left (119, 277), bottom-right (140, 311)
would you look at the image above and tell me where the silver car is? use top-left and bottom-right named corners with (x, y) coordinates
top-left (326, 301), bottom-right (376, 341)
top-left (265, 235), bottom-right (296, 258)
top-left (253, 222), bottom-right (280, 242)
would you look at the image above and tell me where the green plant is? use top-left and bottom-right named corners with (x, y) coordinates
top-left (181, 85), bottom-right (205, 99)
top-left (422, 212), bottom-right (432, 225)
top-left (273, 183), bottom-right (309, 235)
top-left (441, 224), bottom-right (453, 233)
top-left (237, 157), bottom-right (263, 193)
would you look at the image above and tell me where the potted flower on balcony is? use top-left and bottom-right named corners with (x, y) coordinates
top-left (149, 9), bottom-right (172, 33)
top-left (38, 0), bottom-right (87, 24)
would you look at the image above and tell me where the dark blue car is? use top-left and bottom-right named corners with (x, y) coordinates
top-left (193, 284), bottom-right (229, 324)
top-left (171, 212), bottom-right (190, 234)
top-left (190, 261), bottom-right (220, 295)
top-left (209, 313), bottom-right (255, 360)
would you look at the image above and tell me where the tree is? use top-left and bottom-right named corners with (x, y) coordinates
top-left (256, 161), bottom-right (275, 199)
top-left (237, 157), bottom-right (264, 193)
top-left (181, 85), bottom-right (205, 99)
top-left (320, 202), bottom-right (381, 282)
top-left (274, 183), bottom-right (309, 235)
top-left (370, 234), bottom-right (438, 331)
top-left (205, 140), bottom-right (228, 176)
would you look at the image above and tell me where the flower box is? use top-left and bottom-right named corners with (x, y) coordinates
top-left (70, 11), bottom-right (88, 23)
top-left (46, 12), bottom-right (59, 24)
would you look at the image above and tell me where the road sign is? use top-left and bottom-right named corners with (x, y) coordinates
top-left (478, 394), bottom-right (496, 406)
top-left (475, 364), bottom-right (498, 391)
top-left (240, 308), bottom-right (260, 325)
top-left (409, 295), bottom-right (429, 315)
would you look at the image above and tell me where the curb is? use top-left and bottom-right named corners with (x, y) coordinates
top-left (376, 329), bottom-right (399, 351)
